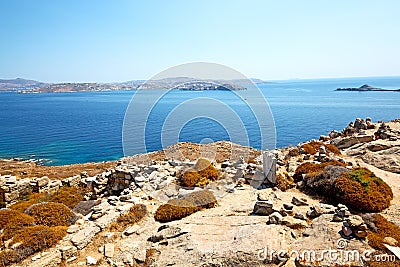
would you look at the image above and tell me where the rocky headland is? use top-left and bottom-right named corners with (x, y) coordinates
top-left (1, 118), bottom-right (400, 267)
top-left (336, 84), bottom-right (400, 92)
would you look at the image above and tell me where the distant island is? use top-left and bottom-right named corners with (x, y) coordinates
top-left (0, 77), bottom-right (265, 93)
top-left (336, 84), bottom-right (400, 92)
top-left (175, 81), bottom-right (246, 91)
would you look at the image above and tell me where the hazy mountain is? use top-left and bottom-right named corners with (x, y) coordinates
top-left (1, 77), bottom-right (268, 93)
top-left (0, 78), bottom-right (47, 91)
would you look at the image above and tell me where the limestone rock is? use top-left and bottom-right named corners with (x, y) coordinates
top-left (281, 217), bottom-right (308, 229)
top-left (71, 226), bottom-right (101, 249)
top-left (123, 225), bottom-right (140, 236)
top-left (86, 256), bottom-right (97, 265)
top-left (104, 243), bottom-right (115, 258)
top-left (384, 236), bottom-right (398, 246)
top-left (29, 249), bottom-right (62, 267)
top-left (362, 147), bottom-right (400, 173)
top-left (94, 210), bottom-right (120, 230)
top-left (331, 135), bottom-right (374, 149)
top-left (291, 196), bottom-right (308, 206)
top-left (59, 245), bottom-right (77, 260)
top-left (307, 203), bottom-right (335, 218)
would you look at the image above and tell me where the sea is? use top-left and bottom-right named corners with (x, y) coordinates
top-left (0, 76), bottom-right (399, 166)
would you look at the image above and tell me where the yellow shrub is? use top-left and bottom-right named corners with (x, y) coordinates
top-left (335, 168), bottom-right (392, 212)
top-left (50, 186), bottom-right (84, 209)
top-left (9, 192), bottom-right (50, 213)
top-left (1, 211), bottom-right (35, 241)
top-left (182, 158), bottom-right (220, 187)
top-left (0, 226), bottom-right (67, 266)
top-left (27, 202), bottom-right (75, 227)
top-left (117, 204), bottom-right (148, 227)
top-left (301, 141), bottom-right (341, 155)
top-left (154, 189), bottom-right (217, 222)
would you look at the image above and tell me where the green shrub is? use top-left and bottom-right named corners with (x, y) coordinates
top-left (182, 158), bottom-right (220, 187)
top-left (154, 189), bottom-right (217, 222)
top-left (27, 202), bottom-right (75, 227)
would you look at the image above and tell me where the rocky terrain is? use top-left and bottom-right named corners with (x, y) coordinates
top-left (1, 118), bottom-right (400, 267)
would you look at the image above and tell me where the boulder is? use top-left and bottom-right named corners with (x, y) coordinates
top-left (253, 200), bottom-right (275, 216)
top-left (291, 196), bottom-right (308, 206)
top-left (269, 212), bottom-right (283, 224)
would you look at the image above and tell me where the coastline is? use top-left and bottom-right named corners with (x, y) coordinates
top-left (1, 117), bottom-right (400, 266)
top-left (1, 118), bottom-right (399, 176)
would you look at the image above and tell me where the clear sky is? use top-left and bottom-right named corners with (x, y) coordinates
top-left (1, 0), bottom-right (399, 82)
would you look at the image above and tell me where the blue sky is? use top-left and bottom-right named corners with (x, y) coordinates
top-left (1, 0), bottom-right (399, 82)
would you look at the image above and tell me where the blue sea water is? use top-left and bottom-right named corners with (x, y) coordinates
top-left (0, 76), bottom-right (399, 165)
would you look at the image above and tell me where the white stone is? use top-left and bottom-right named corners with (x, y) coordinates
top-left (86, 256), bottom-right (97, 265)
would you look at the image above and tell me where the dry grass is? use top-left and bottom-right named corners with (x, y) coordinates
top-left (124, 141), bottom-right (261, 164)
top-left (367, 214), bottom-right (400, 250)
top-left (0, 187), bottom-right (83, 266)
top-left (0, 159), bottom-right (116, 180)
top-left (365, 214), bottom-right (400, 266)
top-left (247, 158), bottom-right (258, 164)
top-left (154, 189), bottom-right (217, 222)
top-left (182, 158), bottom-right (220, 187)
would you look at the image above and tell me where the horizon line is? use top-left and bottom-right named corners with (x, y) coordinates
top-left (2, 74), bottom-right (400, 84)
